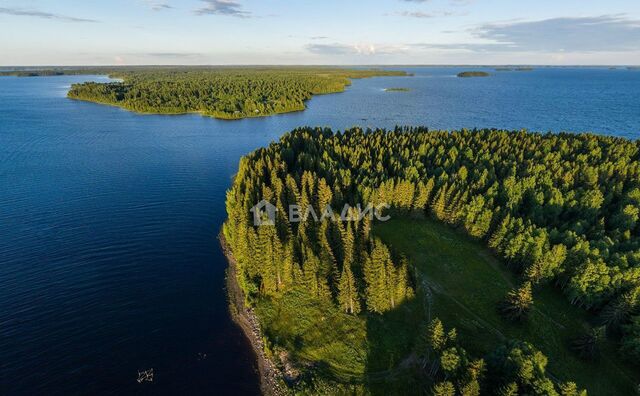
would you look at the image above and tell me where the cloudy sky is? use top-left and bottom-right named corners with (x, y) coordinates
top-left (1, 0), bottom-right (639, 65)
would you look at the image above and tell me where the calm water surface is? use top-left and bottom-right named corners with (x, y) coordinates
top-left (0, 67), bottom-right (638, 395)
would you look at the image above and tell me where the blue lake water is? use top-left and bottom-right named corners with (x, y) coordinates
top-left (0, 67), bottom-right (638, 395)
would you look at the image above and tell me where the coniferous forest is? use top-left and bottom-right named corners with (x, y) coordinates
top-left (61, 68), bottom-right (407, 119)
top-left (224, 126), bottom-right (640, 394)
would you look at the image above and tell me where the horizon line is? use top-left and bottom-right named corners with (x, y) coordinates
top-left (2, 64), bottom-right (639, 68)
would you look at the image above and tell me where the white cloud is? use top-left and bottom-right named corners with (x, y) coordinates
top-left (142, 1), bottom-right (173, 11)
top-left (195, 0), bottom-right (250, 18)
top-left (306, 43), bottom-right (407, 56)
top-left (417, 15), bottom-right (640, 53)
top-left (0, 7), bottom-right (98, 23)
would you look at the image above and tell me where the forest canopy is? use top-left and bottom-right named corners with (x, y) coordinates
top-left (224, 126), bottom-right (639, 394)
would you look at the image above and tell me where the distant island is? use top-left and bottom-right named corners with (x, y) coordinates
top-left (0, 67), bottom-right (125, 77)
top-left (457, 71), bottom-right (490, 78)
top-left (384, 87), bottom-right (410, 92)
top-left (5, 70), bottom-right (66, 77)
top-left (2, 67), bottom-right (408, 120)
top-left (495, 67), bottom-right (534, 72)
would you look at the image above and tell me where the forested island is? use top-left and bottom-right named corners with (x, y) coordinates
top-left (457, 71), bottom-right (490, 78)
top-left (223, 127), bottom-right (640, 395)
top-left (33, 67), bottom-right (406, 119)
top-left (384, 87), bottom-right (411, 92)
top-left (2, 67), bottom-right (407, 119)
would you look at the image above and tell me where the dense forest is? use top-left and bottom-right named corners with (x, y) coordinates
top-left (59, 67), bottom-right (406, 119)
top-left (224, 126), bottom-right (639, 394)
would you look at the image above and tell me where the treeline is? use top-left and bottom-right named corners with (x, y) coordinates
top-left (5, 70), bottom-right (66, 77)
top-left (224, 126), bottom-right (640, 363)
top-left (0, 68), bottom-right (104, 77)
top-left (63, 67), bottom-right (406, 119)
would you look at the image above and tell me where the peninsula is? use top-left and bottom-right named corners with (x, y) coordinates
top-left (224, 126), bottom-right (640, 394)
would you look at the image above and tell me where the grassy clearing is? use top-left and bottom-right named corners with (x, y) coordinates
top-left (374, 217), bottom-right (638, 396)
top-left (255, 285), bottom-right (426, 390)
top-left (256, 288), bottom-right (368, 380)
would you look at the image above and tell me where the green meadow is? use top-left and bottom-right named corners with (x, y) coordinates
top-left (374, 217), bottom-right (638, 396)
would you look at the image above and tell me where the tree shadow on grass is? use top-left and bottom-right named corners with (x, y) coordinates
top-left (364, 296), bottom-right (428, 395)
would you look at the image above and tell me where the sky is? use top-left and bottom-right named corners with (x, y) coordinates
top-left (1, 0), bottom-right (640, 65)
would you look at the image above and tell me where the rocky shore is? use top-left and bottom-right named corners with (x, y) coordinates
top-left (220, 233), bottom-right (287, 396)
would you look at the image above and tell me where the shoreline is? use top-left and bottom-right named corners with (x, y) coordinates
top-left (219, 232), bottom-right (286, 396)
top-left (67, 95), bottom-right (310, 120)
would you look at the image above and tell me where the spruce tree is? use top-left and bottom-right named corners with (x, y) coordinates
top-left (599, 287), bottom-right (639, 334)
top-left (488, 214), bottom-right (511, 250)
top-left (431, 183), bottom-right (450, 221)
top-left (499, 282), bottom-right (534, 322)
top-left (432, 381), bottom-right (455, 396)
top-left (497, 383), bottom-right (518, 396)
top-left (364, 240), bottom-right (394, 313)
top-left (411, 180), bottom-right (431, 213)
top-left (254, 222), bottom-right (283, 295)
top-left (427, 318), bottom-right (448, 353)
top-left (570, 326), bottom-right (605, 360)
top-left (337, 260), bottom-right (361, 314)
top-left (394, 257), bottom-right (411, 306)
